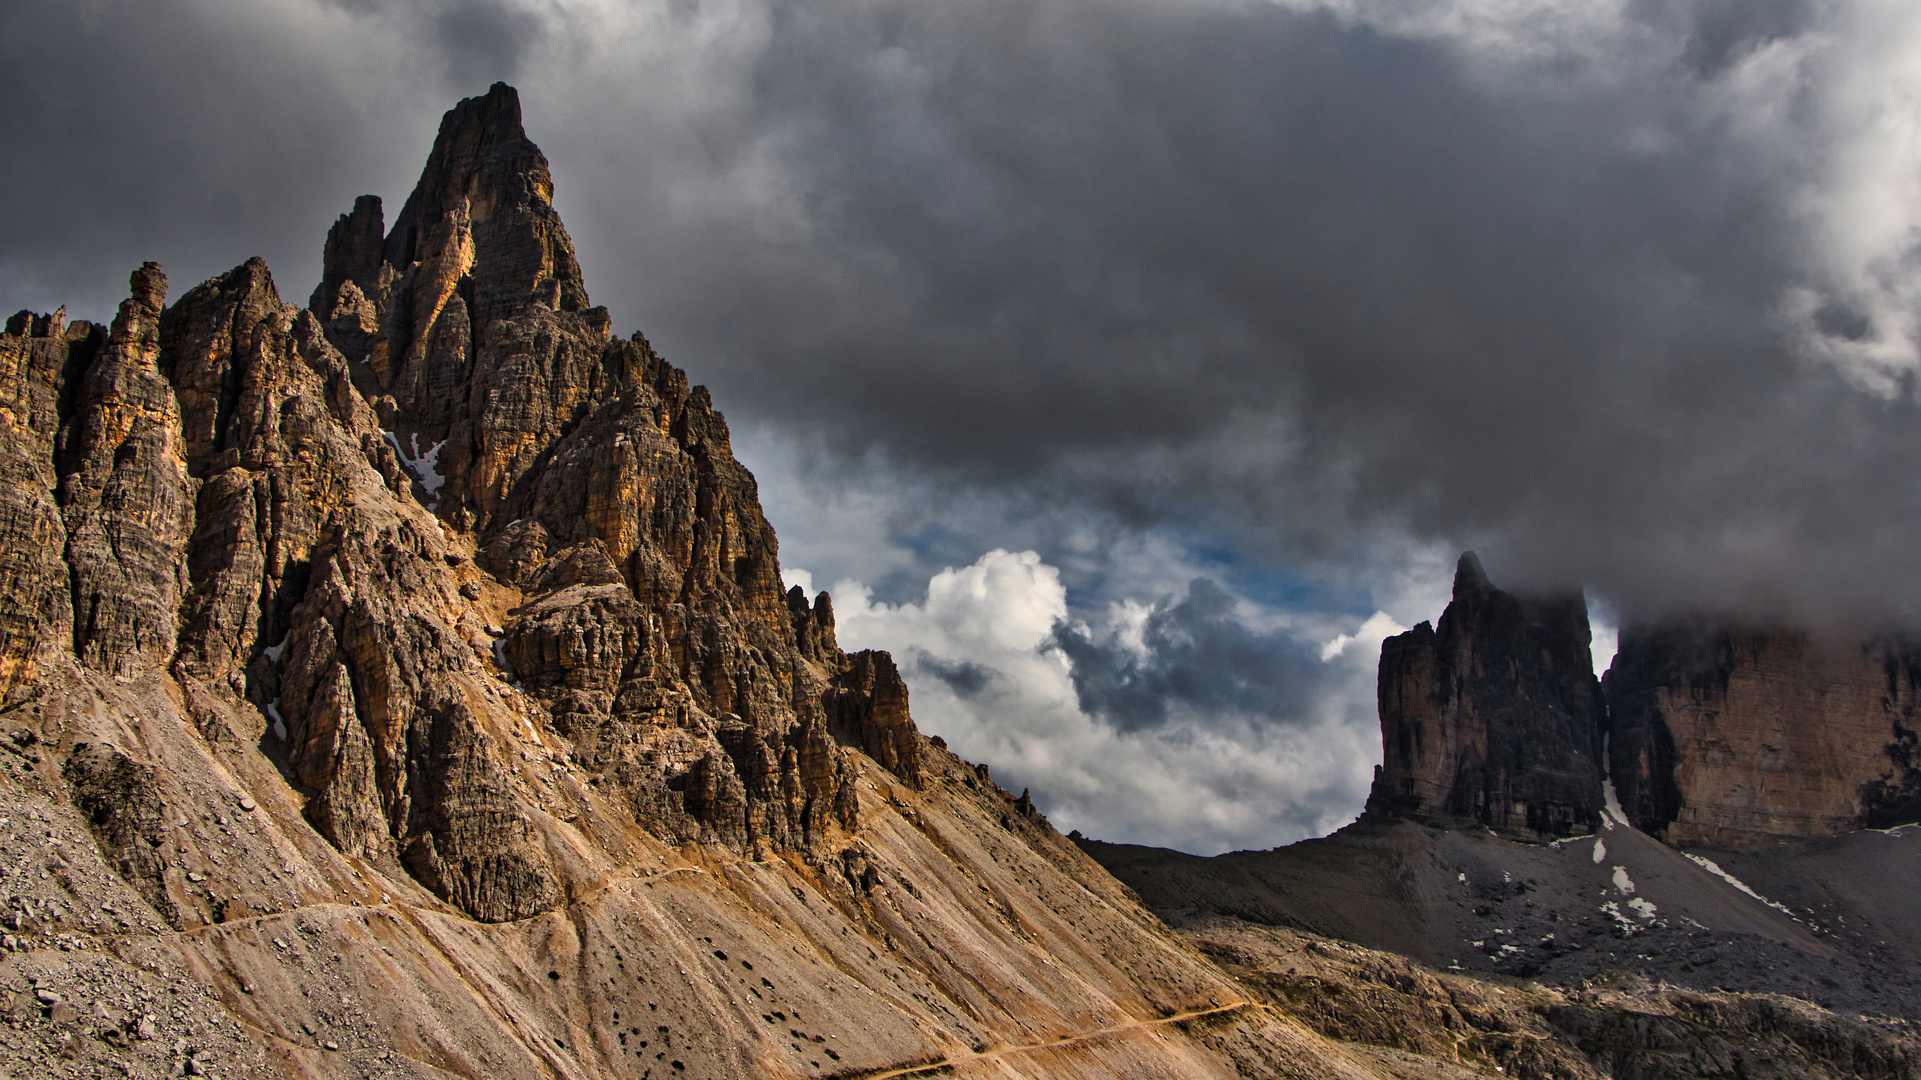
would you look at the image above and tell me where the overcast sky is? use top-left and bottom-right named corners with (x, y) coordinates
top-left (8, 0), bottom-right (1921, 852)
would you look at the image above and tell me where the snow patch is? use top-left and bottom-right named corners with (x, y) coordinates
top-left (1627, 897), bottom-right (1658, 920)
top-left (381, 430), bottom-right (450, 505)
top-left (262, 633), bottom-right (289, 664)
top-left (1591, 839), bottom-right (1607, 864)
top-left (1601, 777), bottom-right (1629, 829)
top-left (1611, 865), bottom-right (1636, 894)
top-left (266, 699), bottom-right (288, 742)
top-left (1683, 853), bottom-right (1795, 916)
top-left (1598, 734), bottom-right (1631, 830)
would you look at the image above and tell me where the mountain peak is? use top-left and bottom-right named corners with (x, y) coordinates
top-left (1369, 553), bottom-right (1607, 838)
top-left (1452, 550), bottom-right (1491, 598)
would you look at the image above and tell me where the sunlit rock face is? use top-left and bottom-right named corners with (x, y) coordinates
top-left (1606, 621), bottom-right (1921, 845)
top-left (1367, 552), bottom-right (1608, 840)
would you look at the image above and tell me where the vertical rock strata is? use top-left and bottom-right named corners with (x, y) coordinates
top-left (58, 263), bottom-right (198, 676)
top-left (1368, 553), bottom-right (1607, 839)
top-left (2, 83), bottom-right (923, 925)
top-left (0, 306), bottom-right (96, 688)
top-left (1606, 622), bottom-right (1921, 844)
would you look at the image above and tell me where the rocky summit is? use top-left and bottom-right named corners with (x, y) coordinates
top-left (1369, 553), bottom-right (1608, 841)
top-left (6, 84), bottom-right (1921, 1080)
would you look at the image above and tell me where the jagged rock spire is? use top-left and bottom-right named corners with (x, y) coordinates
top-left (379, 81), bottom-right (589, 326)
top-left (310, 82), bottom-right (613, 532)
top-left (1368, 552), bottom-right (1607, 839)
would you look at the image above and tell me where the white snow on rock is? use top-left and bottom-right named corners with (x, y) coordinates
top-left (1611, 865), bottom-right (1636, 894)
top-left (1627, 897), bottom-right (1658, 920)
top-left (1683, 852), bottom-right (1795, 915)
top-left (1598, 733), bottom-right (1632, 830)
top-left (266, 699), bottom-right (288, 742)
top-left (1592, 839), bottom-right (1607, 864)
top-left (413, 435), bottom-right (447, 498)
top-left (262, 633), bottom-right (289, 664)
top-left (381, 430), bottom-right (450, 505)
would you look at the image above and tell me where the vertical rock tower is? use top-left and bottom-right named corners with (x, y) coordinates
top-left (1367, 553), bottom-right (1608, 839)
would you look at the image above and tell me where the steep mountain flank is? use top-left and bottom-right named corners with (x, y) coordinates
top-left (1368, 553), bottom-right (1607, 840)
top-left (0, 84), bottom-right (1427, 1080)
top-left (1606, 621), bottom-right (1921, 844)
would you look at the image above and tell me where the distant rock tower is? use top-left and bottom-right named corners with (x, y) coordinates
top-left (1367, 553), bottom-right (1608, 839)
top-left (1606, 621), bottom-right (1921, 845)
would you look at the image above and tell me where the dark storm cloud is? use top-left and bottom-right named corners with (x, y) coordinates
top-left (1051, 579), bottom-right (1324, 732)
top-left (5, 0), bottom-right (1918, 628)
top-left (436, 0), bottom-right (546, 87)
top-left (578, 0), bottom-right (1913, 626)
top-left (909, 649), bottom-right (995, 699)
top-left (0, 0), bottom-right (522, 321)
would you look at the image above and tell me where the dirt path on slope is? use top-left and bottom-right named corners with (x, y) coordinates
top-left (849, 1001), bottom-right (1254, 1079)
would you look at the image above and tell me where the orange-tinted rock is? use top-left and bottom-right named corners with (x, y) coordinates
top-left (0, 82), bottom-right (927, 928)
top-left (1367, 553), bottom-right (1606, 839)
top-left (313, 82), bottom-right (622, 534)
top-left (0, 309), bottom-right (96, 692)
top-left (58, 263), bottom-right (197, 677)
top-left (1606, 622), bottom-right (1921, 844)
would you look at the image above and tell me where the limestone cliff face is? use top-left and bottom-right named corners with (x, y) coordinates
top-left (1605, 621), bottom-right (1921, 845)
top-left (1367, 553), bottom-right (1607, 839)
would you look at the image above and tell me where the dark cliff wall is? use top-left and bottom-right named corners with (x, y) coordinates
top-left (1605, 621), bottom-right (1921, 845)
top-left (1367, 553), bottom-right (1607, 840)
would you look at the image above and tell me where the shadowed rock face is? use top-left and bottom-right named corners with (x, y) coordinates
top-left (1606, 621), bottom-right (1921, 844)
top-left (0, 305), bottom-right (97, 689)
top-left (1367, 552), bottom-right (1607, 840)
